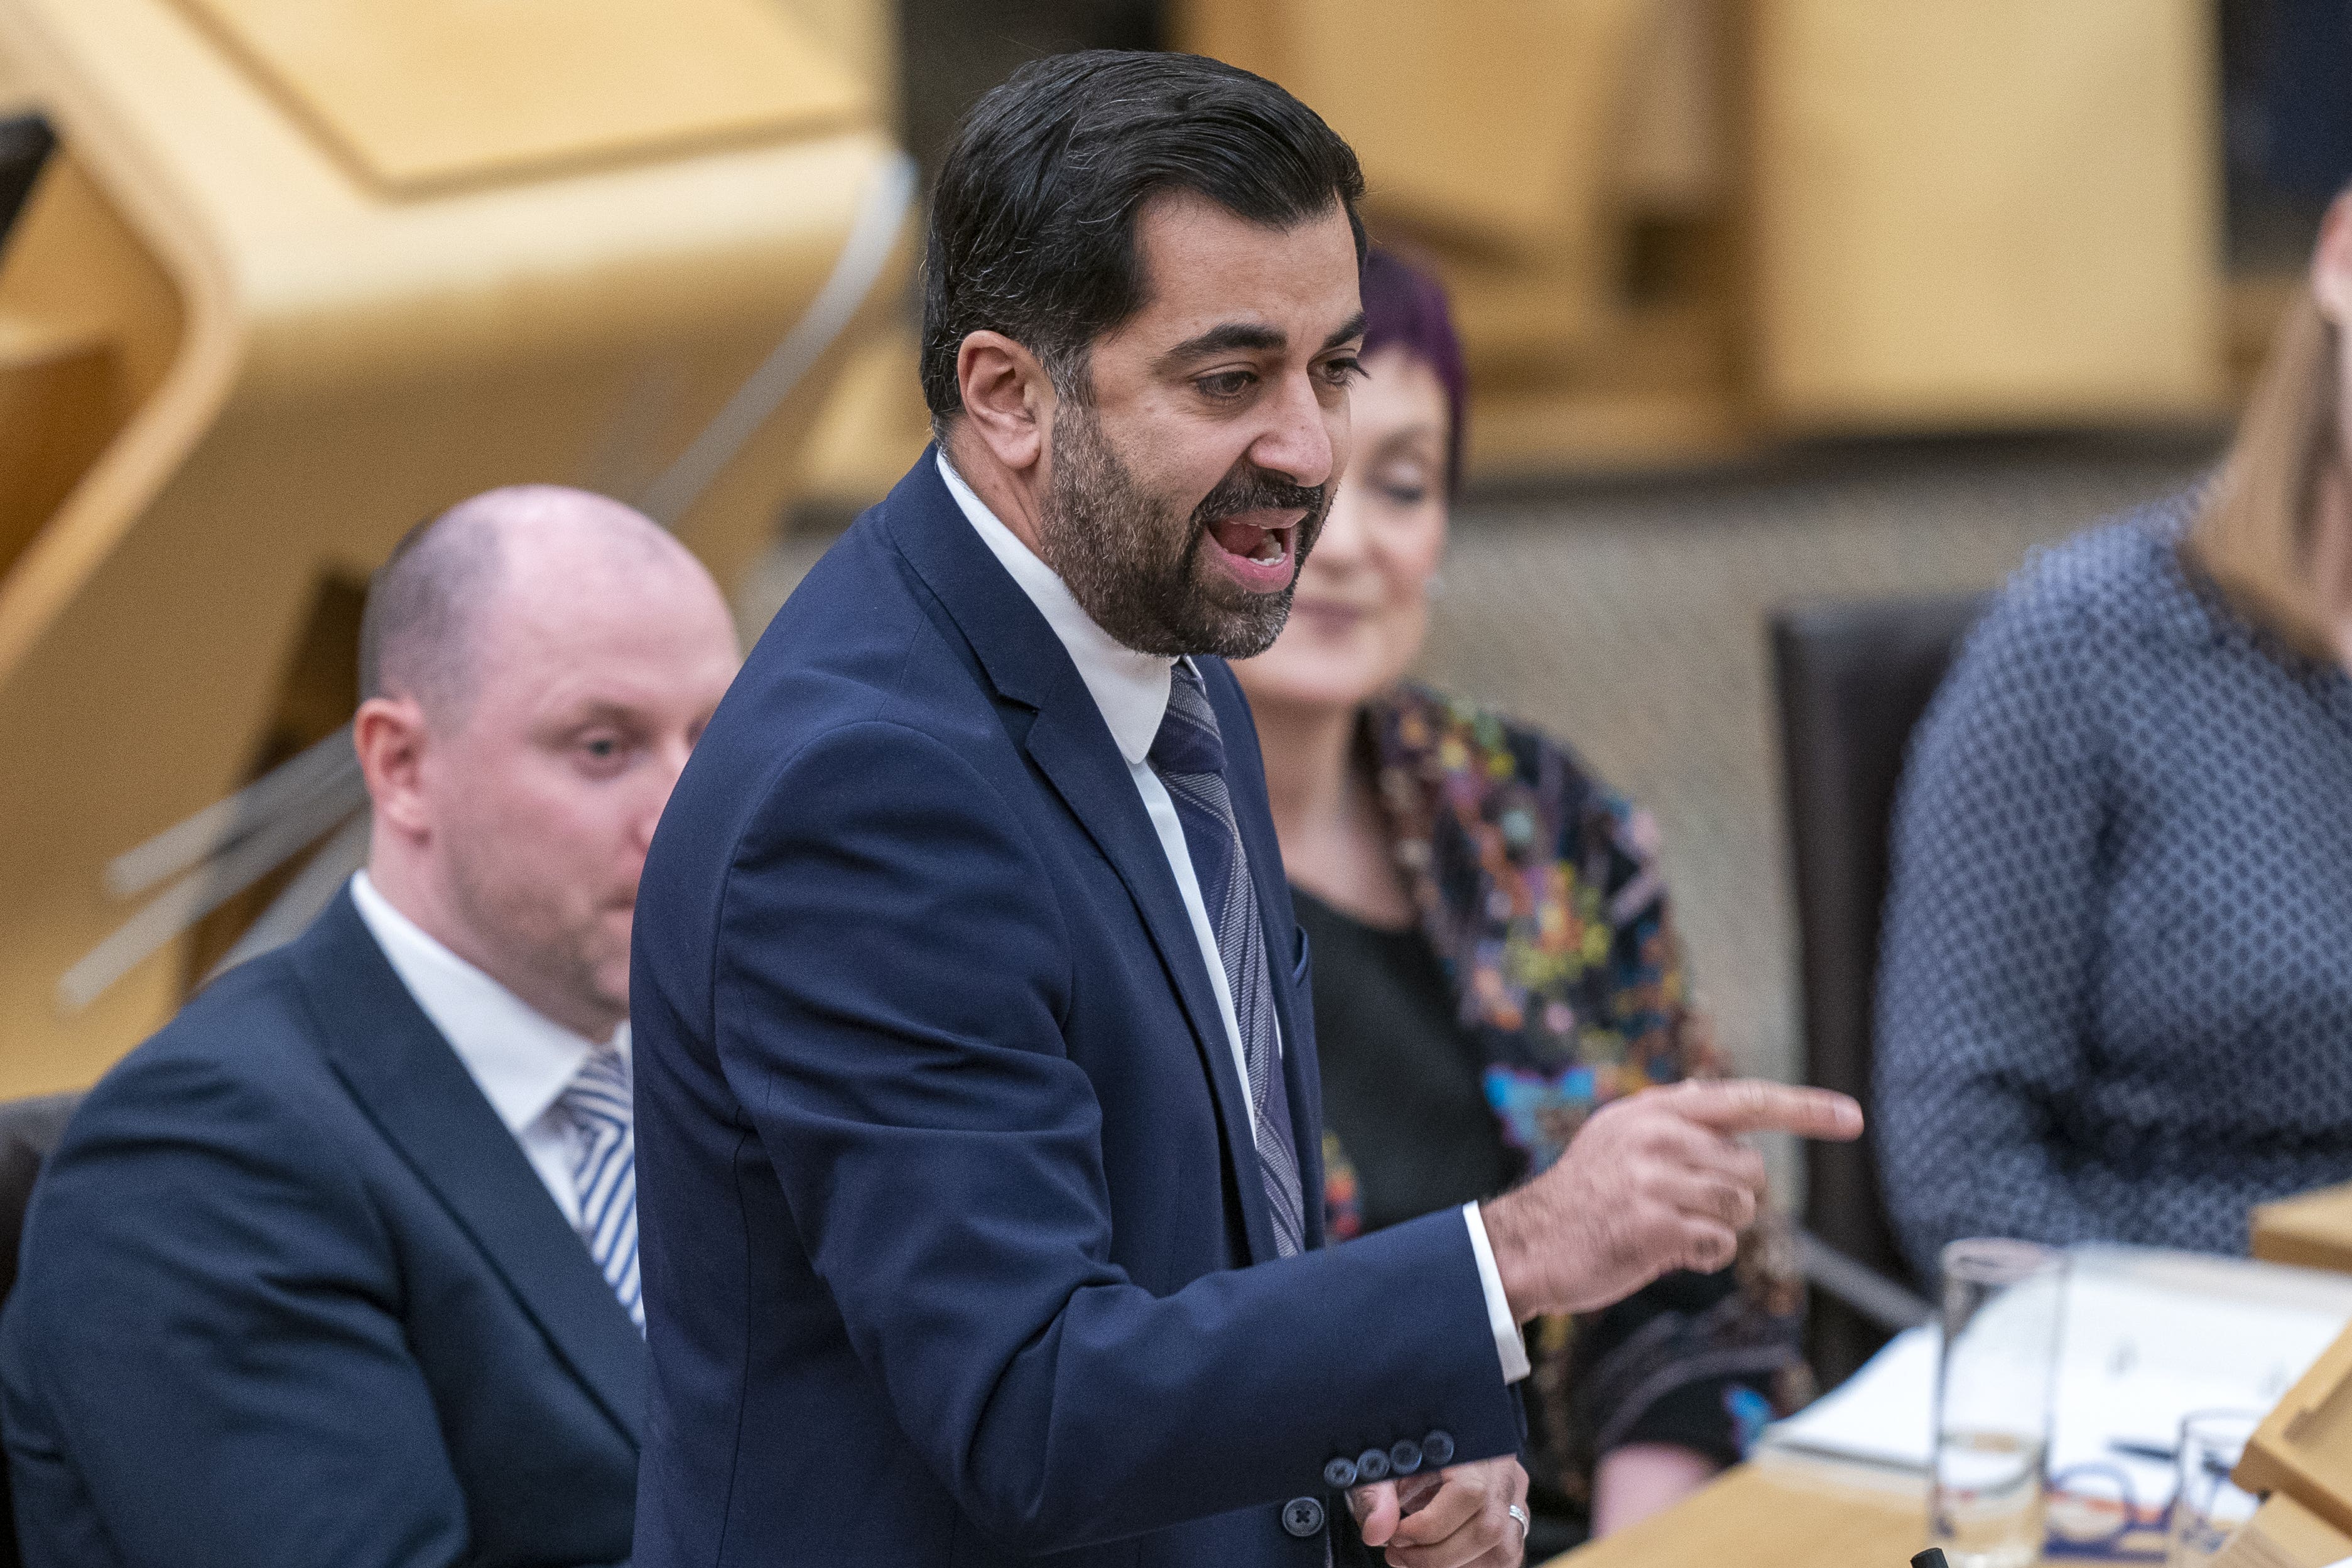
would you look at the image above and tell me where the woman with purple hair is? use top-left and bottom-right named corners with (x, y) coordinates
top-left (1234, 249), bottom-right (1806, 1552)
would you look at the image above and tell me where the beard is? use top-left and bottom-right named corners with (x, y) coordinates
top-left (1034, 399), bottom-right (1330, 659)
top-left (443, 847), bottom-right (632, 1036)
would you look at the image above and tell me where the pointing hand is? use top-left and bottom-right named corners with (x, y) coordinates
top-left (1480, 1079), bottom-right (1861, 1319)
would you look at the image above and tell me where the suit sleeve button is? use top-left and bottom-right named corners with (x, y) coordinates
top-left (1389, 1438), bottom-right (1423, 1476)
top-left (1422, 1430), bottom-right (1456, 1467)
top-left (1354, 1447), bottom-right (1391, 1483)
top-left (1282, 1496), bottom-right (1326, 1538)
top-left (1322, 1456), bottom-right (1359, 1490)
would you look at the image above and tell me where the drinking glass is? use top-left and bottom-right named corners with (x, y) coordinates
top-left (1929, 1238), bottom-right (2069, 1568)
top-left (2165, 1409), bottom-right (2263, 1568)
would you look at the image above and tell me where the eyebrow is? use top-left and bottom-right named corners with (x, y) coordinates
top-left (1156, 310), bottom-right (1368, 372)
top-left (1323, 311), bottom-right (1368, 352)
top-left (548, 700), bottom-right (646, 732)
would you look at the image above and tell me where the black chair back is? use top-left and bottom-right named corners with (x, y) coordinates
top-left (0, 1089), bottom-right (83, 1568)
top-left (1770, 592), bottom-right (1986, 1386)
top-left (0, 114), bottom-right (55, 258)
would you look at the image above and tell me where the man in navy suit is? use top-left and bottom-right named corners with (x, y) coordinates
top-left (631, 52), bottom-right (1860, 1568)
top-left (1, 487), bottom-right (741, 1567)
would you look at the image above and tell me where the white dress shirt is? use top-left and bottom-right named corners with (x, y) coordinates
top-left (936, 452), bottom-right (1529, 1384)
top-left (349, 870), bottom-right (624, 1230)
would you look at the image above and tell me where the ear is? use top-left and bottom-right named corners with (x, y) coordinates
top-left (353, 695), bottom-right (433, 841)
top-left (2314, 190), bottom-right (2352, 327)
top-left (953, 330), bottom-right (1056, 474)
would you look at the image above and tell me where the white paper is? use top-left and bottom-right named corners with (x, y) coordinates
top-left (1761, 1244), bottom-right (2352, 1507)
top-left (1765, 1320), bottom-right (1940, 1471)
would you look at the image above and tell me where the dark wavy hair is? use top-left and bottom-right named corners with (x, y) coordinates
top-left (1358, 247), bottom-right (1470, 498)
top-left (919, 50), bottom-right (1367, 428)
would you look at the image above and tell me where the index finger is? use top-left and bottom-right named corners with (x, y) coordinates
top-left (1667, 1079), bottom-right (1862, 1140)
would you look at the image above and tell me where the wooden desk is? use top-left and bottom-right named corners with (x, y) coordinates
top-left (1552, 1233), bottom-right (2352, 1568)
top-left (1542, 1461), bottom-right (1928, 1568)
top-left (2253, 1184), bottom-right (2352, 1277)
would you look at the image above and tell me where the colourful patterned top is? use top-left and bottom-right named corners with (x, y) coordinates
top-left (1316, 683), bottom-right (1809, 1521)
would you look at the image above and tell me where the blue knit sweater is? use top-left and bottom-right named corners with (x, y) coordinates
top-left (1876, 494), bottom-right (2352, 1279)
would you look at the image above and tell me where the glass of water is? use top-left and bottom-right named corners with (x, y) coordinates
top-left (2165, 1409), bottom-right (2263, 1567)
top-left (1929, 1238), bottom-right (2069, 1568)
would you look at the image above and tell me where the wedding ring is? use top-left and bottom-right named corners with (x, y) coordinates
top-left (1507, 1503), bottom-right (1530, 1542)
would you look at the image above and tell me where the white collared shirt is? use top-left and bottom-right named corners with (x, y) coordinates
top-left (936, 451), bottom-right (1529, 1384)
top-left (349, 870), bottom-right (622, 1230)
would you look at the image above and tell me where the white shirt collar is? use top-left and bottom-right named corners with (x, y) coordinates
top-left (348, 870), bottom-right (624, 1136)
top-left (936, 450), bottom-right (1174, 766)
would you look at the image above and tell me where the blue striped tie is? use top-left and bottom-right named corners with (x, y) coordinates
top-left (558, 1047), bottom-right (642, 1331)
top-left (1149, 661), bottom-right (1307, 1257)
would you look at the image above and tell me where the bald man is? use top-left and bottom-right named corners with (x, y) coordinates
top-left (0, 487), bottom-right (739, 1568)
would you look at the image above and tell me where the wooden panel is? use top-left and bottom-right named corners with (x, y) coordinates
top-left (1442, 247), bottom-right (1619, 374)
top-left (1751, 0), bottom-right (2225, 431)
top-left (1280, 0), bottom-right (1649, 261)
top-left (0, 29), bottom-right (28, 112)
top-left (0, 148), bottom-right (184, 580)
top-left (0, 151), bottom-right (181, 412)
top-left (0, 0), bottom-right (907, 1096)
top-left (0, 311), bottom-right (114, 575)
top-left (172, 0), bottom-right (867, 194)
top-left (1468, 298), bottom-right (1745, 477)
top-left (793, 322), bottom-right (928, 509)
top-left (772, 0), bottom-right (896, 130)
top-left (1616, 0), bottom-right (1728, 215)
top-left (1166, 0), bottom-right (1289, 86)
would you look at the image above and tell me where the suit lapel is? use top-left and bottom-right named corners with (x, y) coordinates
top-left (879, 451), bottom-right (1279, 1263)
top-left (291, 892), bottom-right (644, 1446)
top-left (1018, 700), bottom-right (1279, 1263)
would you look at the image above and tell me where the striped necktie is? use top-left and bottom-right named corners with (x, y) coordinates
top-left (1147, 661), bottom-right (1307, 1257)
top-left (557, 1047), bottom-right (642, 1331)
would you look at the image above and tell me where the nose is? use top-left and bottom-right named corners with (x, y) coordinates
top-left (1247, 366), bottom-right (1340, 491)
top-left (1306, 475), bottom-right (1374, 577)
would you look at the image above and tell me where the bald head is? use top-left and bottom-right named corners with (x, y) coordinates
top-left (353, 482), bottom-right (740, 1040)
top-left (359, 485), bottom-right (712, 718)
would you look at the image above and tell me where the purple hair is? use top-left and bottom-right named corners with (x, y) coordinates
top-left (1358, 246), bottom-right (1469, 496)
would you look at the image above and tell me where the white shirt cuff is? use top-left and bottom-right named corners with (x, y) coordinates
top-left (1462, 1202), bottom-right (1531, 1385)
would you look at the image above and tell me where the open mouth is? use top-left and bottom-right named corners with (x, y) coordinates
top-left (1202, 512), bottom-right (1300, 590)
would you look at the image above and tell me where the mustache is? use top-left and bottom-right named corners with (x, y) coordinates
top-left (1191, 464), bottom-right (1325, 526)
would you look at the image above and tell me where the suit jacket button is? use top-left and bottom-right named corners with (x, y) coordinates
top-left (1354, 1447), bottom-right (1391, 1483)
top-left (1422, 1430), bottom-right (1456, 1467)
top-left (1282, 1496), bottom-right (1326, 1538)
top-left (1322, 1456), bottom-right (1359, 1490)
top-left (1389, 1438), bottom-right (1423, 1476)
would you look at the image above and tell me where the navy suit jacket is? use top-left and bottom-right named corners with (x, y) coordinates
top-left (0, 892), bottom-right (642, 1567)
top-left (631, 451), bottom-right (1520, 1567)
